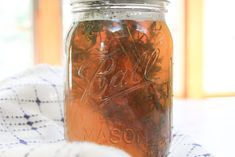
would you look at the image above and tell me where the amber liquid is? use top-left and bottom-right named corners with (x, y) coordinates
top-left (65, 20), bottom-right (173, 157)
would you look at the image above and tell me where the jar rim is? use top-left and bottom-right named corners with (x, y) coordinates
top-left (70, 0), bottom-right (169, 5)
top-left (70, 0), bottom-right (169, 21)
top-left (71, 0), bottom-right (169, 13)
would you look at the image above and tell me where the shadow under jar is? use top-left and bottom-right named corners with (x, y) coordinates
top-left (65, 0), bottom-right (173, 157)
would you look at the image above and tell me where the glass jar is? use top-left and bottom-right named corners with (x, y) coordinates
top-left (64, 0), bottom-right (173, 157)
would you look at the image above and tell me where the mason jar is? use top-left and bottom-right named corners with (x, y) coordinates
top-left (64, 0), bottom-right (173, 156)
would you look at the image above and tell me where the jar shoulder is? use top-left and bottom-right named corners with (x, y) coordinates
top-left (66, 20), bottom-right (172, 54)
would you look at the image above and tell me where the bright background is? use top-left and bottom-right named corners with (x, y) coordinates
top-left (0, 0), bottom-right (235, 156)
top-left (0, 0), bottom-right (33, 80)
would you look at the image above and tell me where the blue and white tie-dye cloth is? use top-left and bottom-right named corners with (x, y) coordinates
top-left (0, 65), bottom-right (213, 157)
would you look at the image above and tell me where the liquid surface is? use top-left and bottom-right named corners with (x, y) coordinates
top-left (65, 20), bottom-right (173, 157)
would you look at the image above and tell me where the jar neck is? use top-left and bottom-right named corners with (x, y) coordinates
top-left (71, 1), bottom-right (168, 21)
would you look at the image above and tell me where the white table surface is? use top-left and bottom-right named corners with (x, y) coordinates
top-left (174, 98), bottom-right (235, 157)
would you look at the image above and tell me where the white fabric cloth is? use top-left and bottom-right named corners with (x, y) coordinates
top-left (0, 65), bottom-right (213, 157)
